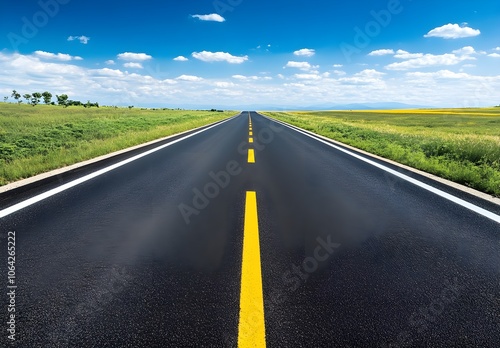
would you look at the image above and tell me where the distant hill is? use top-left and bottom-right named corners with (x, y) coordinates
top-left (136, 102), bottom-right (435, 111)
top-left (258, 102), bottom-right (433, 111)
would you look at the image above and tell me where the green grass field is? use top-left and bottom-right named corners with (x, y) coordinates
top-left (0, 104), bottom-right (234, 186)
top-left (262, 109), bottom-right (500, 197)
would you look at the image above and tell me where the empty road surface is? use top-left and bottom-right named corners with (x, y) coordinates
top-left (1, 112), bottom-right (499, 347)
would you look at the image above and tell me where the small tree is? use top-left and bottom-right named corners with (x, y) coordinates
top-left (41, 91), bottom-right (52, 105)
top-left (23, 93), bottom-right (31, 104)
top-left (3, 96), bottom-right (7, 102)
top-left (56, 94), bottom-right (68, 107)
top-left (31, 92), bottom-right (42, 106)
top-left (11, 90), bottom-right (21, 104)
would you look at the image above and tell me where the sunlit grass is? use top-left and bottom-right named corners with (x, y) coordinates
top-left (0, 104), bottom-right (234, 185)
top-left (262, 108), bottom-right (500, 197)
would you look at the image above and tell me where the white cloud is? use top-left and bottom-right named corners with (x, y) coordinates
top-left (333, 70), bottom-right (346, 76)
top-left (176, 75), bottom-right (203, 82)
top-left (277, 74), bottom-right (285, 79)
top-left (117, 52), bottom-right (152, 61)
top-left (385, 53), bottom-right (474, 70)
top-left (394, 50), bottom-right (424, 59)
top-left (213, 81), bottom-right (234, 88)
top-left (192, 51), bottom-right (248, 64)
top-left (123, 62), bottom-right (143, 69)
top-left (284, 61), bottom-right (318, 71)
top-left (368, 49), bottom-right (395, 56)
top-left (294, 73), bottom-right (322, 80)
top-left (232, 75), bottom-right (248, 80)
top-left (2, 51), bottom-right (499, 109)
top-left (333, 64), bottom-right (343, 68)
top-left (232, 75), bottom-right (271, 81)
top-left (406, 70), bottom-right (471, 79)
top-left (191, 14), bottom-right (225, 22)
top-left (34, 50), bottom-right (82, 61)
top-left (67, 35), bottom-right (90, 44)
top-left (294, 48), bottom-right (315, 57)
top-left (105, 60), bottom-right (115, 65)
top-left (339, 69), bottom-right (386, 85)
top-left (95, 68), bottom-right (125, 77)
top-left (488, 53), bottom-right (500, 58)
top-left (173, 56), bottom-right (188, 61)
top-left (424, 23), bottom-right (481, 39)
top-left (494, 47), bottom-right (500, 52)
top-left (452, 46), bottom-right (476, 55)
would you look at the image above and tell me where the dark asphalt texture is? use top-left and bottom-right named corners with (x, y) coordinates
top-left (0, 112), bottom-right (499, 347)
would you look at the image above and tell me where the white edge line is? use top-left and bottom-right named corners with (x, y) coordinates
top-left (261, 113), bottom-right (500, 225)
top-left (0, 114), bottom-right (240, 219)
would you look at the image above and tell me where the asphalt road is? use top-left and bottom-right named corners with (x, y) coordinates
top-left (1, 111), bottom-right (499, 347)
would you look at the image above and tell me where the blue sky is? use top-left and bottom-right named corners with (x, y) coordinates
top-left (1, 0), bottom-right (499, 108)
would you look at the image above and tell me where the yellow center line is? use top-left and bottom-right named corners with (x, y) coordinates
top-left (248, 149), bottom-right (255, 163)
top-left (249, 131), bottom-right (253, 136)
top-left (238, 191), bottom-right (266, 348)
top-left (249, 137), bottom-right (254, 143)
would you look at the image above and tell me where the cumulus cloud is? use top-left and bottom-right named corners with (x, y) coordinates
top-left (424, 23), bottom-right (480, 39)
top-left (294, 48), bottom-right (315, 57)
top-left (284, 61), bottom-right (319, 71)
top-left (394, 50), bottom-right (424, 59)
top-left (232, 75), bottom-right (258, 81)
top-left (488, 53), bottom-right (500, 58)
top-left (406, 70), bottom-right (471, 79)
top-left (105, 60), bottom-right (115, 65)
top-left (368, 49), bottom-right (395, 56)
top-left (232, 75), bottom-right (272, 81)
top-left (333, 64), bottom-right (343, 68)
top-left (192, 51), bottom-right (248, 64)
top-left (173, 56), bottom-right (188, 61)
top-left (385, 53), bottom-right (475, 70)
top-left (452, 46), bottom-right (476, 55)
top-left (176, 75), bottom-right (203, 82)
top-left (339, 69), bottom-right (386, 85)
top-left (34, 50), bottom-right (82, 61)
top-left (123, 62), bottom-right (143, 69)
top-left (67, 35), bottom-right (90, 44)
top-left (2, 51), bottom-right (500, 109)
top-left (117, 52), bottom-right (153, 61)
top-left (191, 14), bottom-right (225, 22)
top-left (294, 73), bottom-right (322, 80)
top-left (213, 81), bottom-right (234, 88)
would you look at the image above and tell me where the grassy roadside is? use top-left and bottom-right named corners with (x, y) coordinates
top-left (262, 109), bottom-right (500, 197)
top-left (0, 104), bottom-right (235, 186)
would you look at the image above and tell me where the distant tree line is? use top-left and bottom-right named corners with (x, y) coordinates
top-left (7, 90), bottom-right (99, 108)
